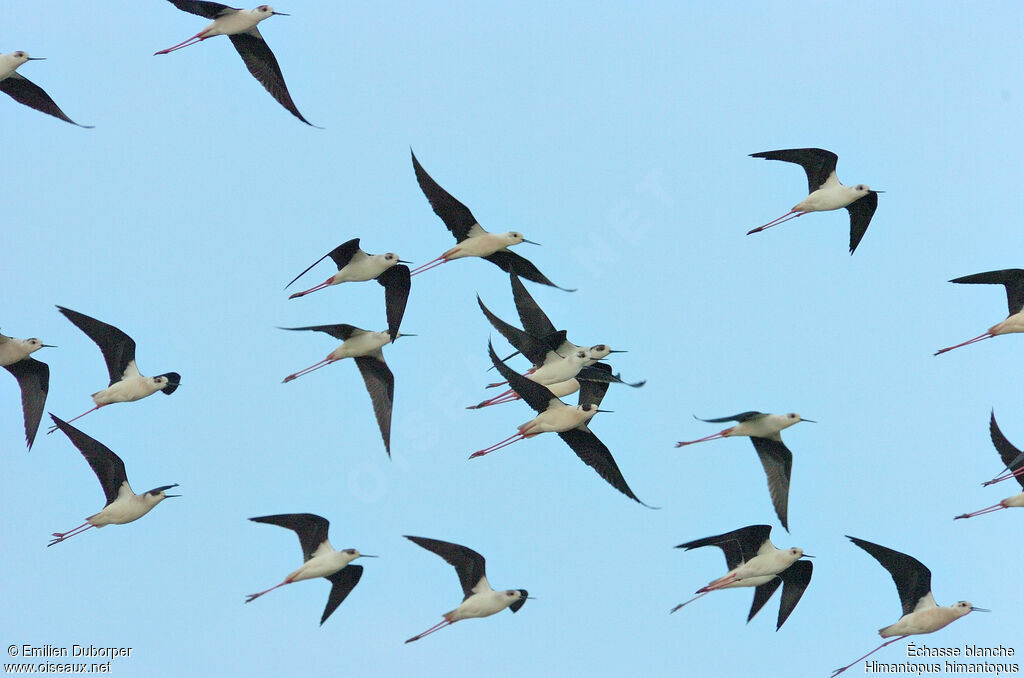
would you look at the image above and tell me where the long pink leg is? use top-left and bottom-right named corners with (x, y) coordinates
top-left (831, 636), bottom-right (907, 677)
top-left (283, 359), bottom-right (334, 383)
top-left (467, 392), bottom-right (521, 409)
top-left (154, 33), bottom-right (209, 55)
top-left (289, 278), bottom-right (335, 299)
top-left (934, 332), bottom-right (993, 356)
top-left (670, 590), bottom-right (710, 613)
top-left (675, 429), bottom-right (730, 447)
top-left (48, 522), bottom-right (95, 547)
top-left (410, 256), bottom-right (448, 276)
top-left (470, 388), bottom-right (517, 409)
top-left (954, 502), bottom-right (1008, 519)
top-left (245, 579), bottom-right (292, 603)
top-left (470, 432), bottom-right (526, 458)
top-left (404, 619), bottom-right (453, 643)
top-left (47, 405), bottom-right (103, 433)
top-left (697, 571), bottom-right (738, 593)
top-left (983, 466), bottom-right (1024, 486)
top-left (747, 210), bottom-right (805, 235)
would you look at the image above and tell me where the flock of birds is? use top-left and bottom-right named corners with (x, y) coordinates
top-left (4, 1), bottom-right (1022, 673)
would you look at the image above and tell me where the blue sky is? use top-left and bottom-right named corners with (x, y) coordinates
top-left (4, 2), bottom-right (1024, 676)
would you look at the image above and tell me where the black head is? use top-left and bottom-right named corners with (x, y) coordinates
top-left (159, 372), bottom-right (182, 395)
top-left (509, 589), bottom-right (529, 613)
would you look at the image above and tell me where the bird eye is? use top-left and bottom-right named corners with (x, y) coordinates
top-left (506, 591), bottom-right (515, 597)
top-left (788, 413), bottom-right (797, 418)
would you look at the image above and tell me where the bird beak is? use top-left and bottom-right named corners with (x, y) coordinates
top-left (596, 409), bottom-right (614, 413)
top-left (522, 239), bottom-right (542, 246)
top-left (40, 344), bottom-right (57, 348)
top-left (801, 418), bottom-right (816, 423)
top-left (27, 57), bottom-right (46, 61)
top-left (272, 11), bottom-right (289, 15)
top-left (873, 190), bottom-right (885, 194)
top-left (607, 349), bottom-right (627, 354)
top-left (164, 494), bottom-right (181, 498)
top-left (971, 607), bottom-right (990, 612)
top-left (801, 554), bottom-right (815, 558)
top-left (398, 259), bottom-right (413, 264)
top-left (359, 554), bottom-right (379, 558)
top-left (397, 333), bottom-right (417, 338)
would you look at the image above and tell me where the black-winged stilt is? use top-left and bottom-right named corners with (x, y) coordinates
top-left (403, 536), bottom-right (530, 643)
top-left (1, 329), bottom-right (53, 449)
top-left (748, 148), bottom-right (881, 254)
top-left (280, 323), bottom-right (407, 457)
top-left (471, 341), bottom-right (654, 507)
top-left (935, 269), bottom-right (1024, 355)
top-left (832, 537), bottom-right (987, 677)
top-left (670, 524), bottom-right (812, 630)
top-left (409, 150), bottom-right (574, 290)
top-left (154, 1), bottom-right (316, 126)
top-left (676, 411), bottom-right (812, 531)
top-left (47, 415), bottom-right (179, 547)
top-left (955, 411), bottom-right (1024, 519)
top-left (245, 513), bottom-right (375, 625)
top-left (48, 306), bottom-right (180, 432)
top-left (0, 51), bottom-right (92, 127)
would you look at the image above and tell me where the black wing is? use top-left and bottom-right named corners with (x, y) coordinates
top-left (353, 355), bottom-right (394, 457)
top-left (483, 250), bottom-right (575, 292)
top-left (846, 190), bottom-right (878, 254)
top-left (49, 415), bottom-right (127, 506)
top-left (750, 148), bottom-right (839, 193)
top-left (557, 427), bottom-right (654, 507)
top-left (577, 363), bottom-right (611, 409)
top-left (748, 577), bottom-right (782, 624)
top-left (166, 0), bottom-right (235, 19)
top-left (410, 150), bottom-right (480, 242)
top-left (509, 273), bottom-right (558, 337)
top-left (228, 30), bottom-right (315, 126)
top-left (775, 559), bottom-right (812, 630)
top-left (250, 513), bottom-right (330, 561)
top-left (285, 238), bottom-right (361, 290)
top-left (675, 524), bottom-right (773, 571)
top-left (405, 536), bottom-right (487, 600)
top-left (989, 411), bottom-right (1024, 490)
top-left (57, 306), bottom-right (136, 385)
top-left (478, 296), bottom-right (559, 366)
top-left (377, 265), bottom-right (411, 343)
top-left (950, 269), bottom-right (1024, 316)
top-left (4, 358), bottom-right (48, 449)
top-left (750, 437), bottom-right (793, 532)
top-left (487, 340), bottom-right (556, 413)
top-left (0, 74), bottom-right (91, 127)
top-left (321, 565), bottom-right (363, 625)
top-left (847, 536), bottom-right (932, 617)
top-left (577, 364), bottom-right (646, 388)
top-left (695, 411), bottom-right (765, 424)
top-left (279, 323), bottom-right (363, 341)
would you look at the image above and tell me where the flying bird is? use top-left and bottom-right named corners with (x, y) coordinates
top-left (245, 513), bottom-right (375, 625)
top-left (935, 269), bottom-right (1024, 355)
top-left (955, 411), bottom-right (1024, 519)
top-left (280, 323), bottom-right (407, 456)
top-left (403, 536), bottom-right (529, 643)
top-left (409, 149), bottom-right (574, 290)
top-left (1, 329), bottom-right (53, 449)
top-left (154, 1), bottom-right (316, 126)
top-left (670, 524), bottom-right (812, 630)
top-left (471, 341), bottom-right (654, 507)
top-left (47, 415), bottom-right (179, 547)
top-left (676, 411), bottom-right (812, 531)
top-left (0, 51), bottom-right (92, 127)
top-left (49, 306), bottom-right (180, 432)
top-left (832, 537), bottom-right (987, 677)
top-left (748, 148), bottom-right (881, 254)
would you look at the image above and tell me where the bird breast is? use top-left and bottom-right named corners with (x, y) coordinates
top-left (332, 332), bottom-right (391, 359)
top-left (879, 607), bottom-right (965, 637)
top-left (448, 590), bottom-right (516, 621)
top-left (206, 10), bottom-right (267, 37)
top-left (452, 233), bottom-right (509, 258)
top-left (732, 414), bottom-right (795, 439)
top-left (733, 549), bottom-right (799, 579)
top-left (796, 184), bottom-right (864, 212)
top-left (336, 254), bottom-right (394, 283)
top-left (289, 552), bottom-right (355, 583)
top-left (89, 487), bottom-right (161, 527)
top-left (520, 406), bottom-right (589, 435)
top-left (91, 376), bottom-right (164, 405)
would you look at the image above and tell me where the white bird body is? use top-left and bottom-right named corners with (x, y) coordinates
top-left (86, 481), bottom-right (173, 527)
top-left (444, 582), bottom-right (525, 622)
top-left (701, 542), bottom-right (805, 591)
top-left (195, 6), bottom-right (274, 39)
top-left (545, 378), bottom-right (580, 399)
top-left (879, 597), bottom-right (977, 637)
top-left (987, 310), bottom-right (1024, 337)
top-left (0, 335), bottom-right (45, 365)
top-left (793, 175), bottom-right (872, 213)
top-left (91, 362), bottom-right (174, 406)
top-left (285, 541), bottom-right (363, 583)
top-left (329, 252), bottom-right (403, 285)
top-left (526, 349), bottom-right (590, 385)
top-left (326, 331), bottom-right (392, 362)
top-left (443, 228), bottom-right (528, 261)
top-left (0, 51), bottom-right (32, 80)
top-left (724, 413), bottom-right (803, 440)
top-left (518, 403), bottom-right (598, 437)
